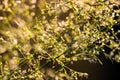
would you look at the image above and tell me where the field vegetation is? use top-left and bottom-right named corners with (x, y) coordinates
top-left (0, 0), bottom-right (120, 80)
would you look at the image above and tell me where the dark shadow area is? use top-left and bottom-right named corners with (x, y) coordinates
top-left (67, 53), bottom-right (120, 80)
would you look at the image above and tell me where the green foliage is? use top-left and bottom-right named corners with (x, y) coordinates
top-left (0, 0), bottom-right (120, 79)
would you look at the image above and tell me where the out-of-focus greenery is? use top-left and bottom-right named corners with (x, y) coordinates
top-left (0, 0), bottom-right (120, 80)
